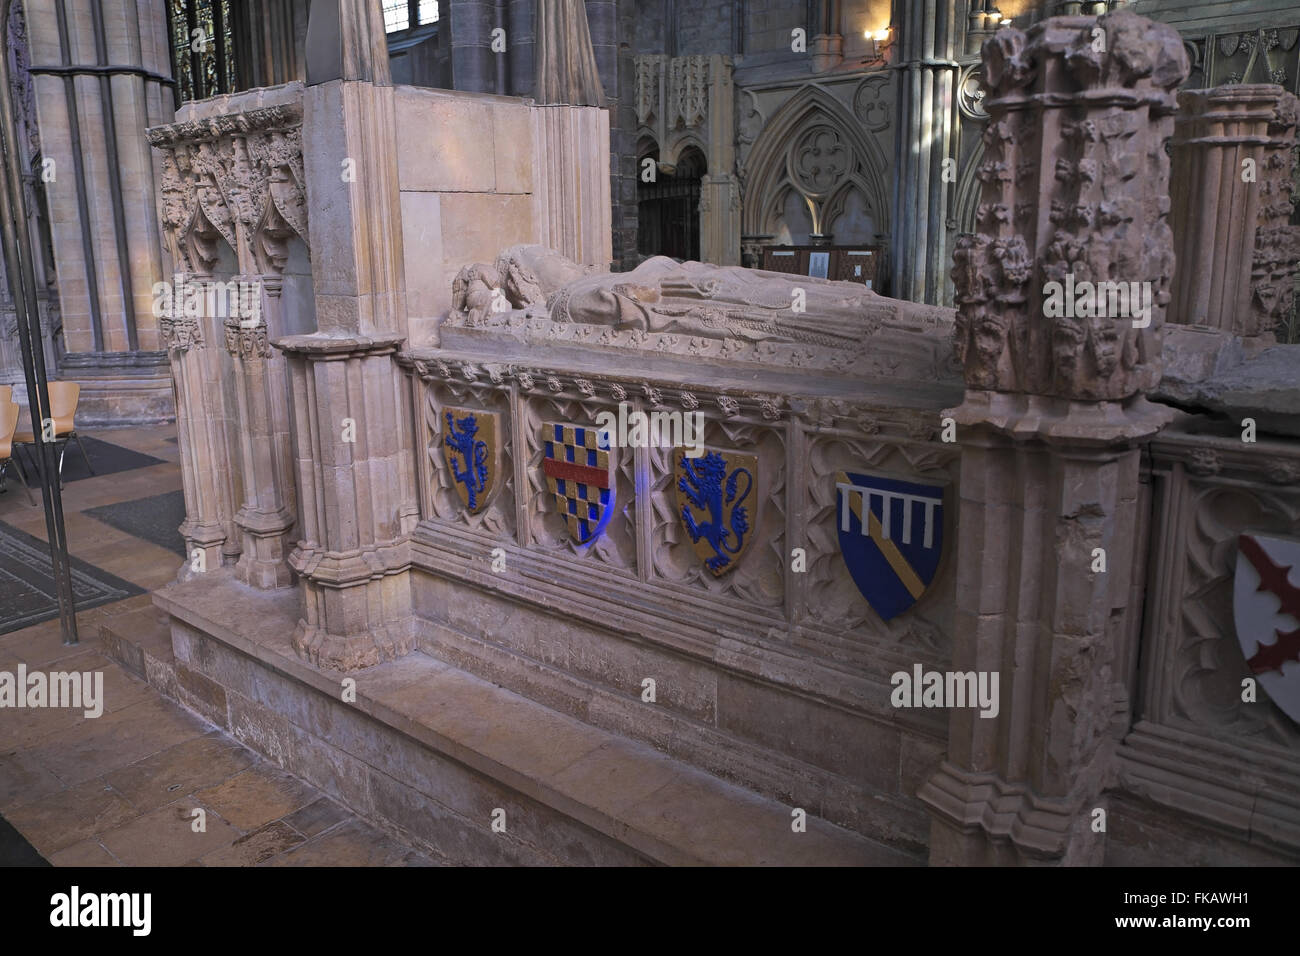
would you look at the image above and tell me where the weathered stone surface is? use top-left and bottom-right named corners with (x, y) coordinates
top-left (927, 8), bottom-right (1194, 868)
top-left (446, 245), bottom-right (956, 380)
top-left (99, 798), bottom-right (242, 866)
top-left (1155, 344), bottom-right (1300, 437)
top-left (951, 10), bottom-right (1188, 400)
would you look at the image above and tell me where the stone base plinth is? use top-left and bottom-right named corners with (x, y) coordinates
top-left (147, 570), bottom-right (904, 866)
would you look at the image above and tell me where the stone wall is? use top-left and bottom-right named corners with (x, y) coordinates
top-left (394, 86), bottom-right (611, 348)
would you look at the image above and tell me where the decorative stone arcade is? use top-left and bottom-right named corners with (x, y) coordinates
top-left (149, 86), bottom-right (308, 591)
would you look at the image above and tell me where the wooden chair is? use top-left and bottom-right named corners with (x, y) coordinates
top-left (13, 381), bottom-right (94, 484)
top-left (0, 385), bottom-right (11, 404)
top-left (0, 400), bottom-right (35, 504)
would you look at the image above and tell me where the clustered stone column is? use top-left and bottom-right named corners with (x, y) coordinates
top-left (890, 0), bottom-right (959, 304)
top-left (1168, 85), bottom-right (1300, 339)
top-left (275, 0), bottom-right (419, 670)
top-left (149, 93), bottom-right (309, 589)
top-left (159, 310), bottom-right (240, 580)
top-left (277, 334), bottom-right (416, 670)
top-left (225, 279), bottom-right (297, 589)
top-left (22, 0), bottom-right (175, 422)
top-left (922, 10), bottom-right (1188, 865)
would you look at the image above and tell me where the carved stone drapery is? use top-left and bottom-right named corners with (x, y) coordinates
top-left (951, 12), bottom-right (1188, 401)
top-left (148, 102), bottom-right (309, 276)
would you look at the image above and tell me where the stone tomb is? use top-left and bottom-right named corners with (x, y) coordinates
top-left (143, 8), bottom-right (1300, 866)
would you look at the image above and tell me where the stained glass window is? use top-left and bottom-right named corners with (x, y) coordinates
top-left (386, 1), bottom-right (438, 33)
top-left (383, 0), bottom-right (410, 33)
top-left (167, 0), bottom-right (236, 103)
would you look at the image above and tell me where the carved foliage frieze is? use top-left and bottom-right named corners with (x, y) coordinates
top-left (159, 316), bottom-right (203, 352)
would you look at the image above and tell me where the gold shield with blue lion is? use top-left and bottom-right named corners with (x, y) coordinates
top-left (440, 406), bottom-right (502, 515)
top-left (674, 446), bottom-right (759, 577)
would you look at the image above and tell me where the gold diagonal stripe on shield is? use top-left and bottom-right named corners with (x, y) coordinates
top-left (837, 471), bottom-right (925, 600)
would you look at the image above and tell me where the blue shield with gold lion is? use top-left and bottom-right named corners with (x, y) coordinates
top-left (440, 406), bottom-right (502, 515)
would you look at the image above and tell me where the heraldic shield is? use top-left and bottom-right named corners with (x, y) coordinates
top-left (674, 446), bottom-right (758, 577)
top-left (1234, 532), bottom-right (1300, 725)
top-left (440, 407), bottom-right (502, 515)
top-left (836, 471), bottom-right (945, 621)
top-left (542, 422), bottom-right (616, 544)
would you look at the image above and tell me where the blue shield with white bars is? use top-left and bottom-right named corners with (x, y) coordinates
top-left (835, 471), bottom-right (946, 621)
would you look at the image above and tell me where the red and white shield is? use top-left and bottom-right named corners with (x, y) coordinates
top-left (1234, 533), bottom-right (1300, 725)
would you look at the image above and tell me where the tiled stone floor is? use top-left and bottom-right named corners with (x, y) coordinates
top-left (0, 425), bottom-right (435, 865)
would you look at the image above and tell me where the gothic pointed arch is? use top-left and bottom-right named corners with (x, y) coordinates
top-left (741, 86), bottom-right (890, 241)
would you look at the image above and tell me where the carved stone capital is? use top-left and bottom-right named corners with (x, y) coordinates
top-left (159, 315), bottom-right (204, 353)
top-left (224, 318), bottom-right (273, 359)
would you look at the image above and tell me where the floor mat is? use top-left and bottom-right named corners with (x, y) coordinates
top-left (0, 813), bottom-right (47, 866)
top-left (0, 520), bottom-right (144, 635)
top-left (83, 490), bottom-right (187, 558)
top-left (14, 435), bottom-right (166, 484)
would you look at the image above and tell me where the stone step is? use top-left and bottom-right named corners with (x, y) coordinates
top-left (100, 604), bottom-right (175, 683)
top-left (155, 572), bottom-right (923, 866)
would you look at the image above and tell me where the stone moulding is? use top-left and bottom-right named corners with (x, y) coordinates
top-left (1116, 721), bottom-right (1300, 855)
top-left (917, 762), bottom-right (1083, 862)
top-left (274, 332), bottom-right (416, 671)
